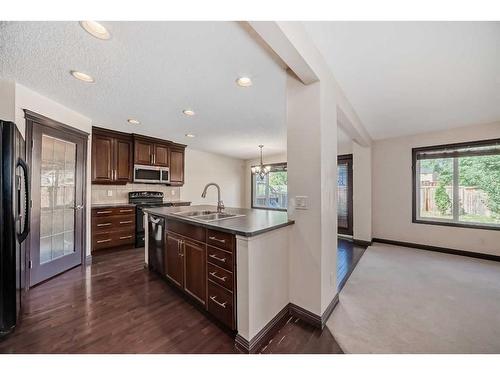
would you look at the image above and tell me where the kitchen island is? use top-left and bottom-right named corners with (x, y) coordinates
top-left (143, 204), bottom-right (294, 352)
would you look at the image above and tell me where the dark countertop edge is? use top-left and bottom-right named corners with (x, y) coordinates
top-left (91, 201), bottom-right (191, 209)
top-left (143, 208), bottom-right (295, 237)
top-left (91, 203), bottom-right (136, 208)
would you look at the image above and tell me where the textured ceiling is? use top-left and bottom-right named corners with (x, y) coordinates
top-left (304, 21), bottom-right (500, 140)
top-left (0, 21), bottom-right (287, 160)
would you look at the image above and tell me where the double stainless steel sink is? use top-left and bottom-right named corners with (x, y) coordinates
top-left (173, 210), bottom-right (244, 222)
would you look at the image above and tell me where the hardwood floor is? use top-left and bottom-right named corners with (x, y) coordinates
top-left (337, 238), bottom-right (366, 291)
top-left (0, 247), bottom-right (343, 354)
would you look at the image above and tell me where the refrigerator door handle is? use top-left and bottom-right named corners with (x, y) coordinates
top-left (16, 158), bottom-right (30, 243)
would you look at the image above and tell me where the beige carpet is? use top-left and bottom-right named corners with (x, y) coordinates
top-left (327, 244), bottom-right (500, 353)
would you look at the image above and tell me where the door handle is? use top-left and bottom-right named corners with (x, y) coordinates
top-left (74, 204), bottom-right (84, 210)
top-left (16, 158), bottom-right (30, 243)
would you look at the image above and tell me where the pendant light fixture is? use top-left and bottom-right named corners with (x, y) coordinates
top-left (251, 145), bottom-right (271, 180)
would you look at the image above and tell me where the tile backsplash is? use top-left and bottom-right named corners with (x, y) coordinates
top-left (92, 183), bottom-right (181, 205)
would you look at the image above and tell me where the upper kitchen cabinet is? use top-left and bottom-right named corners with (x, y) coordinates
top-left (92, 127), bottom-right (133, 184)
top-left (133, 135), bottom-right (170, 167)
top-left (169, 145), bottom-right (186, 186)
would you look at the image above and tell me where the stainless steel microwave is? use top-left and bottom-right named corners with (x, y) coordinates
top-left (133, 165), bottom-right (170, 184)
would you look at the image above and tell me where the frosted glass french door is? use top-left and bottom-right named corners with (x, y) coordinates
top-left (30, 122), bottom-right (86, 286)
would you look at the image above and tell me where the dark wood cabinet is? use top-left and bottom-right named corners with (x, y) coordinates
top-left (133, 135), bottom-right (171, 167)
top-left (154, 143), bottom-right (170, 167)
top-left (91, 128), bottom-right (186, 186)
top-left (134, 139), bottom-right (154, 165)
top-left (166, 232), bottom-right (184, 288)
top-left (92, 127), bottom-right (133, 184)
top-left (115, 138), bottom-right (133, 182)
top-left (91, 206), bottom-right (136, 252)
top-left (169, 146), bottom-right (185, 185)
top-left (163, 220), bottom-right (236, 330)
top-left (183, 239), bottom-right (206, 305)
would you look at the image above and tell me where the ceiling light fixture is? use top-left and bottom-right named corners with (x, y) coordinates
top-left (251, 145), bottom-right (271, 180)
top-left (80, 21), bottom-right (111, 40)
top-left (183, 109), bottom-right (195, 116)
top-left (236, 76), bottom-right (252, 87)
top-left (185, 133), bottom-right (196, 138)
top-left (70, 70), bottom-right (95, 83)
top-left (127, 118), bottom-right (141, 125)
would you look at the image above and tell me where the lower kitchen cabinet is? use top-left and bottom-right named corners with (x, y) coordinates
top-left (161, 219), bottom-right (236, 330)
top-left (165, 232), bottom-right (184, 288)
top-left (91, 205), bottom-right (136, 252)
top-left (183, 239), bottom-right (206, 305)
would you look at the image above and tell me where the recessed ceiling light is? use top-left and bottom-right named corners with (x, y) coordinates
top-left (80, 21), bottom-right (111, 40)
top-left (183, 109), bottom-right (195, 116)
top-left (70, 70), bottom-right (95, 83)
top-left (236, 76), bottom-right (252, 87)
top-left (127, 118), bottom-right (141, 125)
top-left (185, 133), bottom-right (196, 138)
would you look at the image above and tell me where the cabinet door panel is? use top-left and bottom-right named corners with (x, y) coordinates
top-left (115, 138), bottom-right (133, 182)
top-left (183, 239), bottom-right (206, 305)
top-left (92, 134), bottom-right (113, 182)
top-left (135, 140), bottom-right (153, 165)
top-left (169, 148), bottom-right (184, 185)
top-left (154, 144), bottom-right (169, 166)
top-left (165, 233), bottom-right (184, 287)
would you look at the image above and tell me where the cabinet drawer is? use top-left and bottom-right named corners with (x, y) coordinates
top-left (92, 232), bottom-right (114, 250)
top-left (207, 246), bottom-right (233, 272)
top-left (92, 206), bottom-right (135, 217)
top-left (166, 219), bottom-right (205, 242)
top-left (92, 215), bottom-right (135, 234)
top-left (92, 229), bottom-right (135, 251)
top-left (207, 280), bottom-right (234, 329)
top-left (207, 229), bottom-right (234, 252)
top-left (207, 262), bottom-right (233, 291)
top-left (114, 231), bottom-right (135, 246)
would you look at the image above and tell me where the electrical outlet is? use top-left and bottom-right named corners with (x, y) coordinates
top-left (295, 196), bottom-right (308, 210)
top-left (171, 189), bottom-right (176, 196)
top-left (107, 190), bottom-right (113, 197)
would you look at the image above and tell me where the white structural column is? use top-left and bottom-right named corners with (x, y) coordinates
top-left (249, 21), bottom-right (371, 316)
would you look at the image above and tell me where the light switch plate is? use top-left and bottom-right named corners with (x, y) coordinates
top-left (295, 195), bottom-right (308, 210)
top-left (107, 190), bottom-right (113, 197)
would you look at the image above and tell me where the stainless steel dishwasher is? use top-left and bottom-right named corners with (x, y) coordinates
top-left (148, 214), bottom-right (165, 275)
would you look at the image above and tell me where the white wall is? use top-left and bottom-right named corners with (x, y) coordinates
top-left (244, 152), bottom-right (287, 209)
top-left (372, 121), bottom-right (500, 255)
top-left (0, 79), bottom-right (16, 122)
top-left (352, 142), bottom-right (372, 242)
top-left (14, 83), bottom-right (93, 256)
top-left (181, 148), bottom-right (246, 208)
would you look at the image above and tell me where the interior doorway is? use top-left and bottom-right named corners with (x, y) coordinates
top-left (25, 110), bottom-right (88, 286)
top-left (337, 154), bottom-right (353, 236)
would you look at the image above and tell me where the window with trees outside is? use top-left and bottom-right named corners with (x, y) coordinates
top-left (251, 163), bottom-right (287, 211)
top-left (413, 139), bottom-right (500, 230)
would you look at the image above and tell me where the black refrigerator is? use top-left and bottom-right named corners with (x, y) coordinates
top-left (0, 120), bottom-right (30, 338)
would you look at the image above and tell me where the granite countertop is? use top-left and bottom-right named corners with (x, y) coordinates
top-left (144, 205), bottom-right (294, 237)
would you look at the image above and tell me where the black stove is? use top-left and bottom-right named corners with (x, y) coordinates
top-left (129, 191), bottom-right (176, 247)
